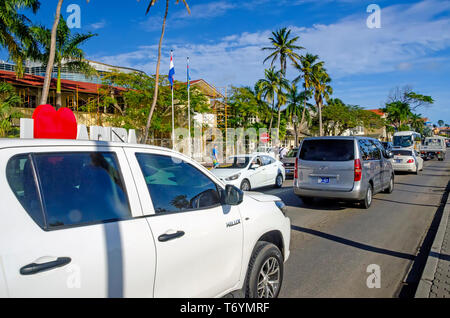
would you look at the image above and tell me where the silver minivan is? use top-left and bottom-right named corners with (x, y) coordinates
top-left (293, 137), bottom-right (395, 209)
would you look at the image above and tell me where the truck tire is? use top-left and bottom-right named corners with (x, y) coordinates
top-left (245, 242), bottom-right (284, 298)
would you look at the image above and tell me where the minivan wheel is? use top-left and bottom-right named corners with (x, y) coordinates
top-left (245, 242), bottom-right (283, 298)
top-left (360, 184), bottom-right (373, 209)
top-left (384, 176), bottom-right (394, 194)
top-left (240, 179), bottom-right (251, 191)
top-left (274, 174), bottom-right (283, 188)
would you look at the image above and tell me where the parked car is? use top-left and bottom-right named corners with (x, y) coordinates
top-left (390, 148), bottom-right (424, 174)
top-left (293, 137), bottom-right (395, 209)
top-left (211, 153), bottom-right (285, 191)
top-left (0, 139), bottom-right (291, 298)
top-left (281, 148), bottom-right (298, 178)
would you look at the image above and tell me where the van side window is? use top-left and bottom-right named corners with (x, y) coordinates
top-left (33, 152), bottom-right (131, 228)
top-left (135, 153), bottom-right (221, 214)
top-left (6, 154), bottom-right (45, 228)
top-left (368, 140), bottom-right (381, 160)
top-left (358, 140), bottom-right (371, 160)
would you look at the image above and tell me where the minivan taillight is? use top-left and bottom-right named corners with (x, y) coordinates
top-left (354, 159), bottom-right (362, 182)
top-left (294, 158), bottom-right (298, 179)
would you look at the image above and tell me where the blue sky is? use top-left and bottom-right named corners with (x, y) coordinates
top-left (3, 0), bottom-right (450, 124)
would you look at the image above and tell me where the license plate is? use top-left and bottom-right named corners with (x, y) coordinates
top-left (286, 169), bottom-right (292, 173)
top-left (395, 159), bottom-right (402, 163)
top-left (318, 177), bottom-right (330, 184)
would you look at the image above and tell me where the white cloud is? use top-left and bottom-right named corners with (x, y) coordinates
top-left (86, 20), bottom-right (107, 30)
top-left (94, 0), bottom-right (450, 88)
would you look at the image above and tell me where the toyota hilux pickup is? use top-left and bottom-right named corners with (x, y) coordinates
top-left (0, 139), bottom-right (291, 298)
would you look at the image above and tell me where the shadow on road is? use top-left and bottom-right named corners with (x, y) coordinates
top-left (373, 198), bottom-right (440, 208)
top-left (397, 180), bottom-right (450, 298)
top-left (291, 225), bottom-right (415, 260)
top-left (395, 182), bottom-right (446, 189)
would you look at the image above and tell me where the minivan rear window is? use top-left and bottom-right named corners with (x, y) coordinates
top-left (299, 139), bottom-right (354, 161)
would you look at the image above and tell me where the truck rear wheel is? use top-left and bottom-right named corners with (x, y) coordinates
top-left (245, 242), bottom-right (283, 298)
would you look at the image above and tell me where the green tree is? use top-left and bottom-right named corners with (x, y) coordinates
top-left (382, 101), bottom-right (412, 129)
top-left (410, 113), bottom-right (425, 133)
top-left (0, 0), bottom-right (40, 76)
top-left (143, 0), bottom-right (191, 144)
top-left (285, 83), bottom-right (311, 144)
top-left (31, 17), bottom-right (97, 109)
top-left (293, 53), bottom-right (320, 134)
top-left (438, 120), bottom-right (444, 127)
top-left (310, 63), bottom-right (332, 136)
top-left (0, 82), bottom-right (22, 137)
top-left (256, 67), bottom-right (288, 132)
top-left (262, 27), bottom-right (303, 76)
top-left (228, 86), bottom-right (268, 129)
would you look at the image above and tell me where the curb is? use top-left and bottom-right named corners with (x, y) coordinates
top-left (415, 195), bottom-right (450, 298)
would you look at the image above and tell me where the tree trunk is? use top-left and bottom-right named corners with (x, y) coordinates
top-left (40, 0), bottom-right (64, 106)
top-left (56, 64), bottom-right (62, 109)
top-left (143, 0), bottom-right (169, 144)
top-left (294, 123), bottom-right (298, 146)
top-left (318, 98), bottom-right (323, 136)
top-left (277, 103), bottom-right (282, 132)
top-left (268, 99), bottom-right (275, 132)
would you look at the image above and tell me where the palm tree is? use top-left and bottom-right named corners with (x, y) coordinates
top-left (142, 0), bottom-right (191, 144)
top-left (40, 0), bottom-right (64, 105)
top-left (310, 64), bottom-right (332, 136)
top-left (382, 101), bottom-right (412, 129)
top-left (293, 53), bottom-right (320, 133)
top-left (256, 67), bottom-right (285, 132)
top-left (31, 17), bottom-right (97, 109)
top-left (438, 120), bottom-right (444, 127)
top-left (262, 27), bottom-right (303, 76)
top-left (286, 84), bottom-right (311, 145)
top-left (0, 0), bottom-right (40, 76)
top-left (274, 77), bottom-right (290, 133)
top-left (410, 113), bottom-right (424, 133)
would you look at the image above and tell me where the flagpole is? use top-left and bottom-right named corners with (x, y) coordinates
top-left (187, 57), bottom-right (191, 157)
top-left (172, 85), bottom-right (175, 150)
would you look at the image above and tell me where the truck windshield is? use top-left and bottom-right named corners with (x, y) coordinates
top-left (393, 136), bottom-right (413, 147)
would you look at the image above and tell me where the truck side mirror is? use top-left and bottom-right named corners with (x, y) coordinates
top-left (222, 185), bottom-right (244, 206)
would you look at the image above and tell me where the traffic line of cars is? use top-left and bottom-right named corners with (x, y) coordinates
top-left (0, 139), bottom-right (290, 298)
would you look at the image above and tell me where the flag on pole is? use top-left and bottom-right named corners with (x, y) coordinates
top-left (187, 57), bottom-right (190, 90)
top-left (169, 50), bottom-right (175, 89)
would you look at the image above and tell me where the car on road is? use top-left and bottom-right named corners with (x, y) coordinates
top-left (281, 148), bottom-right (298, 178)
top-left (420, 136), bottom-right (446, 161)
top-left (0, 139), bottom-right (291, 298)
top-left (390, 148), bottom-right (424, 174)
top-left (211, 153), bottom-right (286, 191)
top-left (293, 137), bottom-right (395, 209)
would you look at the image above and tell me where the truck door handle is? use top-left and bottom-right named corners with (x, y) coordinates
top-left (20, 257), bottom-right (71, 276)
top-left (158, 231), bottom-right (185, 242)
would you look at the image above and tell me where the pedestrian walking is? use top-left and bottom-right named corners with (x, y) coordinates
top-left (212, 144), bottom-right (219, 168)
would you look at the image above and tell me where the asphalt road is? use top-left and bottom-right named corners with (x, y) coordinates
top-left (259, 156), bottom-right (450, 298)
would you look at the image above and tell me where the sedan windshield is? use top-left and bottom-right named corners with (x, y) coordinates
top-left (216, 156), bottom-right (250, 169)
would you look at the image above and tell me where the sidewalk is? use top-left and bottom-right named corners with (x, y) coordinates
top-left (415, 194), bottom-right (450, 298)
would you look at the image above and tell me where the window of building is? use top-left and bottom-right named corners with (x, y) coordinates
top-left (135, 153), bottom-right (221, 214)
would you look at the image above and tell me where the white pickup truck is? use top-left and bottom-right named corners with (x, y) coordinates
top-left (419, 136), bottom-right (446, 161)
top-left (0, 139), bottom-right (290, 298)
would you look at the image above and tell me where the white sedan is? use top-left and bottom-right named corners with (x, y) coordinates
top-left (211, 153), bottom-right (285, 191)
top-left (390, 148), bottom-right (424, 174)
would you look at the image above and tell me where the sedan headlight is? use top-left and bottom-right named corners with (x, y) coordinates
top-left (225, 173), bottom-right (241, 181)
top-left (275, 200), bottom-right (287, 216)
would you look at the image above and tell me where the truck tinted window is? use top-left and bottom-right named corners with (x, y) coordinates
top-left (34, 152), bottom-right (131, 228)
top-left (299, 139), bottom-right (354, 161)
top-left (136, 153), bottom-right (221, 214)
top-left (6, 154), bottom-right (45, 228)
